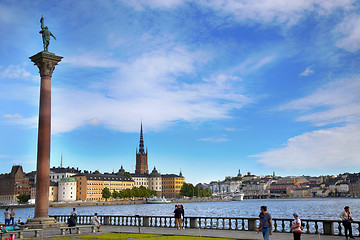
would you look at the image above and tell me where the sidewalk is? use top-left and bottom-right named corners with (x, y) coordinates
top-left (38, 225), bottom-right (350, 240)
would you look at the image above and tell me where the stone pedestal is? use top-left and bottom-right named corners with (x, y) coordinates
top-left (29, 52), bottom-right (63, 226)
top-left (26, 217), bottom-right (66, 229)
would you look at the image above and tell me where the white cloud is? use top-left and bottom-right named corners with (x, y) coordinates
top-left (199, 137), bottom-right (229, 143)
top-left (121, 0), bottom-right (187, 10)
top-left (281, 77), bottom-right (360, 126)
top-left (13, 47), bottom-right (251, 134)
top-left (63, 52), bottom-right (121, 68)
top-left (334, 14), bottom-right (360, 52)
top-left (199, 0), bottom-right (355, 26)
top-left (254, 76), bottom-right (360, 170)
top-left (3, 113), bottom-right (23, 119)
top-left (0, 65), bottom-right (32, 79)
top-left (300, 66), bottom-right (314, 76)
top-left (253, 124), bottom-right (360, 169)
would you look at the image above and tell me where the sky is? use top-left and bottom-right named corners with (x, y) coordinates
top-left (0, 0), bottom-right (360, 185)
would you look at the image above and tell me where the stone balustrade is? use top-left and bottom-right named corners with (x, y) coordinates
top-left (50, 215), bottom-right (360, 237)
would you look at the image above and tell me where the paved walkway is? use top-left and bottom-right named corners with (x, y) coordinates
top-left (25, 225), bottom-right (352, 240)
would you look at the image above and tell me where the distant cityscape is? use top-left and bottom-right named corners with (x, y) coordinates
top-left (1, 123), bottom-right (360, 205)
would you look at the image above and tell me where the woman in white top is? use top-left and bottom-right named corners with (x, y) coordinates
top-left (291, 212), bottom-right (302, 240)
top-left (340, 206), bottom-right (354, 239)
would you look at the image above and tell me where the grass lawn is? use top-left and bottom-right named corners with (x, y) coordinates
top-left (49, 233), bottom-right (237, 240)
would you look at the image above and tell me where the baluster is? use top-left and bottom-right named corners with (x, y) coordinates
top-left (235, 219), bottom-right (238, 230)
top-left (274, 220), bottom-right (278, 232)
top-left (289, 220), bottom-right (292, 233)
top-left (306, 221), bottom-right (310, 234)
top-left (315, 221), bottom-right (319, 234)
top-left (216, 218), bottom-right (219, 229)
top-left (357, 222), bottom-right (360, 237)
top-left (337, 221), bottom-right (342, 235)
top-left (241, 218), bottom-right (245, 230)
top-left (281, 220), bottom-right (285, 232)
top-left (210, 218), bottom-right (213, 229)
top-left (228, 218), bottom-right (231, 230)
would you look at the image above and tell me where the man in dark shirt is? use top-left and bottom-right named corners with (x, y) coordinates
top-left (257, 206), bottom-right (273, 240)
top-left (174, 205), bottom-right (182, 230)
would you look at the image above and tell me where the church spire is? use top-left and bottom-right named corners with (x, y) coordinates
top-left (139, 122), bottom-right (145, 154)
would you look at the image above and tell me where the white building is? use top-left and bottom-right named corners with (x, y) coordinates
top-left (58, 177), bottom-right (76, 202)
top-left (50, 167), bottom-right (81, 182)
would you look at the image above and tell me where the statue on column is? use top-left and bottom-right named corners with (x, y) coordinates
top-left (39, 15), bottom-right (56, 52)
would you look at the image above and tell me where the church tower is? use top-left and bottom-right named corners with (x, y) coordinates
top-left (135, 123), bottom-right (149, 174)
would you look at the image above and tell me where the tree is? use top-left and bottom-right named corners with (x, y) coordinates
top-left (112, 190), bottom-right (119, 199)
top-left (203, 188), bottom-right (212, 197)
top-left (180, 183), bottom-right (194, 197)
top-left (17, 194), bottom-right (30, 203)
top-left (102, 187), bottom-right (111, 201)
top-left (94, 169), bottom-right (100, 174)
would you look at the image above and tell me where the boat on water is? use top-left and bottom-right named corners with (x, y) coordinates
top-left (146, 197), bottom-right (171, 204)
top-left (232, 192), bottom-right (244, 201)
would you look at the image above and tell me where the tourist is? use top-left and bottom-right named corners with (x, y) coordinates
top-left (257, 206), bottom-right (273, 240)
top-left (4, 208), bottom-right (11, 226)
top-left (291, 212), bottom-right (302, 240)
top-left (10, 209), bottom-right (15, 226)
top-left (180, 205), bottom-right (185, 229)
top-left (174, 205), bottom-right (182, 230)
top-left (67, 215), bottom-right (77, 234)
top-left (340, 206), bottom-right (354, 239)
top-left (91, 213), bottom-right (101, 232)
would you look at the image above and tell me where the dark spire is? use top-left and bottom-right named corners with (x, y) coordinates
top-left (139, 122), bottom-right (145, 154)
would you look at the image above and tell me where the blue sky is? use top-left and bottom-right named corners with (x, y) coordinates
top-left (1, 0), bottom-right (360, 184)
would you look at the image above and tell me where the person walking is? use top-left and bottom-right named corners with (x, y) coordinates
top-left (91, 213), bottom-right (101, 232)
top-left (10, 209), bottom-right (15, 226)
top-left (257, 206), bottom-right (273, 240)
top-left (340, 206), bottom-right (354, 239)
top-left (291, 212), bottom-right (302, 240)
top-left (174, 205), bottom-right (182, 230)
top-left (4, 208), bottom-right (11, 226)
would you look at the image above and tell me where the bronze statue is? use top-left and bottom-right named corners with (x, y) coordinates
top-left (40, 15), bottom-right (56, 52)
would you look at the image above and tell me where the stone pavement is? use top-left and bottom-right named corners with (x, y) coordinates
top-left (29, 225), bottom-right (352, 240)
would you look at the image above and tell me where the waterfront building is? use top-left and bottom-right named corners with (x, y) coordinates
top-left (30, 181), bottom-right (59, 202)
top-left (242, 180), bottom-right (271, 197)
top-left (161, 172), bottom-right (185, 198)
top-left (73, 173), bottom-right (134, 201)
top-left (0, 166), bottom-right (30, 204)
top-left (149, 167), bottom-right (162, 197)
top-left (50, 166), bottom-right (81, 182)
top-left (212, 180), bottom-right (242, 195)
top-left (349, 178), bottom-right (360, 196)
top-left (58, 177), bottom-right (76, 202)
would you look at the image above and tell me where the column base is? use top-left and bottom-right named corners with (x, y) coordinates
top-left (26, 217), bottom-right (66, 229)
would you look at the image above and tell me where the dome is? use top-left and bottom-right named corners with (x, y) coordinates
top-left (149, 167), bottom-right (161, 178)
top-left (59, 177), bottom-right (76, 182)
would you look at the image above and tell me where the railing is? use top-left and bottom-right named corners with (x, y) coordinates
top-left (50, 215), bottom-right (360, 236)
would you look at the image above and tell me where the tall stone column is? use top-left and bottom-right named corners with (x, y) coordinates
top-left (29, 52), bottom-right (62, 224)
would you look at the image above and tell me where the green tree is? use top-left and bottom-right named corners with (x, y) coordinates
top-left (17, 194), bottom-right (30, 203)
top-left (94, 169), bottom-right (100, 174)
top-left (203, 188), bottom-right (212, 197)
top-left (112, 190), bottom-right (119, 199)
top-left (180, 183), bottom-right (194, 197)
top-left (102, 187), bottom-right (111, 201)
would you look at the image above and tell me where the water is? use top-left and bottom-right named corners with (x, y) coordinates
top-left (1, 198), bottom-right (359, 223)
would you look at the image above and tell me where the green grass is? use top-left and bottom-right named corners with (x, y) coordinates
top-left (49, 233), bottom-right (236, 240)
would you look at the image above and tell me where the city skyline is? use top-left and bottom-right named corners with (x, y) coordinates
top-left (0, 0), bottom-right (360, 184)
